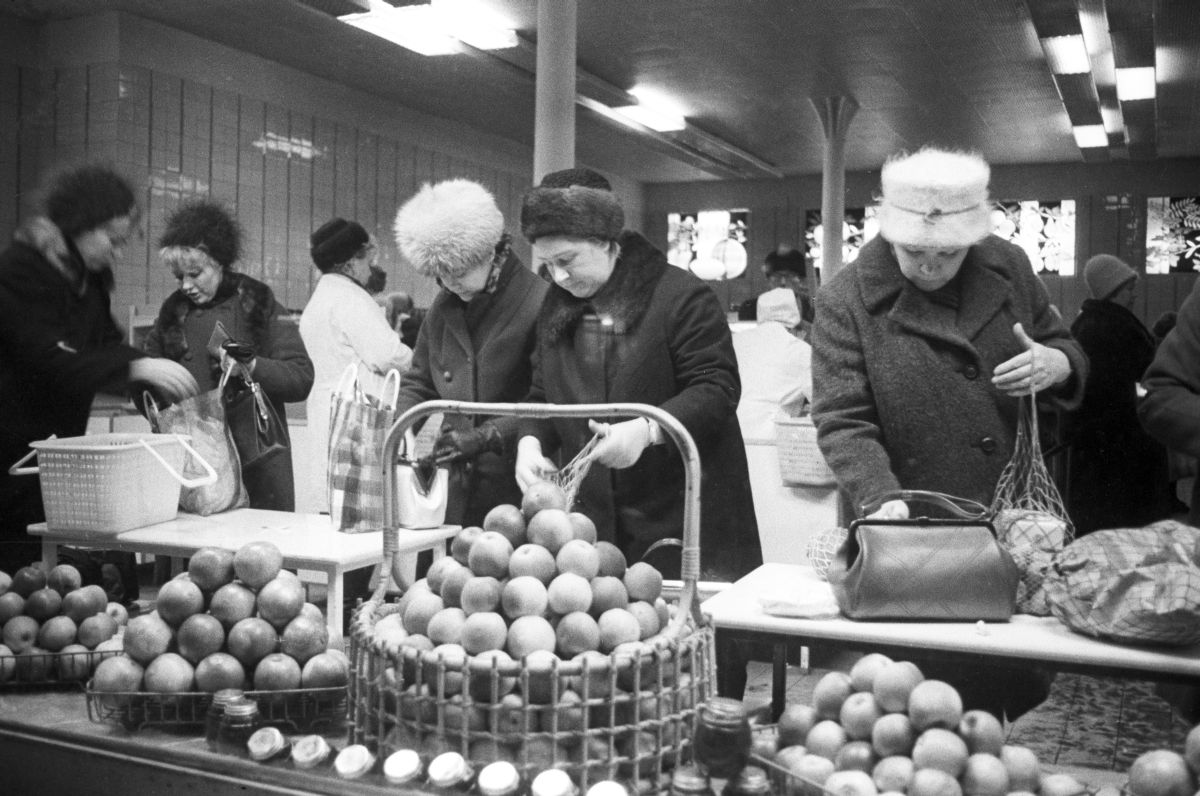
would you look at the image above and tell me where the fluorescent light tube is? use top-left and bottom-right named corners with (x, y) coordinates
top-left (1072, 125), bottom-right (1109, 148)
top-left (614, 105), bottom-right (686, 132)
top-left (1041, 35), bottom-right (1091, 75)
top-left (1116, 67), bottom-right (1156, 101)
top-left (340, 5), bottom-right (460, 56)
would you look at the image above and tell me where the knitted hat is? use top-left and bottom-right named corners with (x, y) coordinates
top-left (520, 167), bottom-right (624, 243)
top-left (1084, 254), bottom-right (1137, 300)
top-left (159, 200), bottom-right (241, 267)
top-left (43, 164), bottom-right (136, 239)
top-left (877, 147), bottom-right (991, 249)
top-left (393, 179), bottom-right (504, 279)
top-left (311, 218), bottom-right (369, 272)
top-left (765, 246), bottom-right (806, 277)
top-left (756, 287), bottom-right (801, 327)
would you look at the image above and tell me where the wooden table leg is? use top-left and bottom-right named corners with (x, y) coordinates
top-left (326, 565), bottom-right (344, 641)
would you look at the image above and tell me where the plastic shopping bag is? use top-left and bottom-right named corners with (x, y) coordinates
top-left (146, 390), bottom-right (248, 516)
top-left (328, 365), bottom-right (401, 533)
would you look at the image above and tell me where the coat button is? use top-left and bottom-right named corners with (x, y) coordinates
top-left (978, 436), bottom-right (997, 454)
top-left (184, 352), bottom-right (193, 361)
top-left (963, 365), bottom-right (979, 380)
top-left (443, 371), bottom-right (453, 382)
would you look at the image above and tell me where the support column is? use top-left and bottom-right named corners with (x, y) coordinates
top-left (533, 0), bottom-right (577, 182)
top-left (810, 96), bottom-right (858, 284)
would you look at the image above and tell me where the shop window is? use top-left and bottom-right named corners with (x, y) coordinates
top-left (990, 200), bottom-right (1076, 275)
top-left (667, 210), bottom-right (749, 281)
top-left (1147, 196), bottom-right (1200, 274)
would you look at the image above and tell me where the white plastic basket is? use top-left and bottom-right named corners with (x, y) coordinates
top-left (10, 433), bottom-right (216, 536)
top-left (774, 415), bottom-right (836, 487)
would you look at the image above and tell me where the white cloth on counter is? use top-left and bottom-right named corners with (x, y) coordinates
top-left (298, 272), bottom-right (413, 508)
top-left (759, 578), bottom-right (841, 618)
top-left (732, 318), bottom-right (812, 442)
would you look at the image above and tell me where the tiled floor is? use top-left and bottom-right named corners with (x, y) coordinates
top-left (740, 660), bottom-right (1194, 773)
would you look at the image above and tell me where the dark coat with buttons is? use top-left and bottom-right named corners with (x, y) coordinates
top-left (811, 234), bottom-right (1087, 515)
top-left (521, 231), bottom-right (762, 582)
top-left (395, 250), bottom-right (548, 527)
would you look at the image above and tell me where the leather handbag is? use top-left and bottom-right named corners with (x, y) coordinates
top-left (221, 361), bottom-right (293, 511)
top-left (827, 490), bottom-right (1020, 621)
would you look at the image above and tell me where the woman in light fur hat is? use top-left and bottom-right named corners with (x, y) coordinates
top-left (392, 178), bottom-right (547, 528)
top-left (810, 146), bottom-right (1088, 721)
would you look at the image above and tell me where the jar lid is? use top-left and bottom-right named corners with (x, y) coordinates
top-left (427, 751), bottom-right (471, 788)
top-left (212, 688), bottom-right (245, 705)
top-left (585, 782), bottom-right (629, 796)
top-left (699, 697), bottom-right (748, 725)
top-left (725, 765), bottom-right (771, 794)
top-left (383, 749), bottom-right (423, 785)
top-left (222, 699), bottom-right (259, 718)
top-left (531, 768), bottom-right (578, 796)
top-left (247, 727), bottom-right (287, 761)
top-left (291, 735), bottom-right (332, 769)
top-left (334, 745), bottom-right (376, 779)
top-left (478, 761), bottom-right (521, 796)
top-left (672, 765), bottom-right (711, 793)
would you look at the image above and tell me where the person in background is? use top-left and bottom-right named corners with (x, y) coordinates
top-left (0, 164), bottom-right (199, 593)
top-left (811, 146), bottom-right (1087, 720)
top-left (764, 245), bottom-right (814, 336)
top-left (299, 218), bottom-right (413, 513)
top-left (1066, 254), bottom-right (1171, 535)
top-left (731, 287), bottom-right (813, 442)
top-left (379, 291), bottom-right (426, 350)
top-left (514, 167), bottom-right (762, 584)
top-left (392, 179), bottom-right (548, 528)
top-left (144, 199), bottom-right (313, 510)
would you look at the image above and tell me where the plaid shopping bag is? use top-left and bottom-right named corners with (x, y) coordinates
top-left (328, 365), bottom-right (401, 534)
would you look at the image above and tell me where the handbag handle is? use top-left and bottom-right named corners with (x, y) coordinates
top-left (380, 369), bottom-right (402, 412)
top-left (859, 489), bottom-right (990, 521)
top-left (335, 363), bottom-right (367, 404)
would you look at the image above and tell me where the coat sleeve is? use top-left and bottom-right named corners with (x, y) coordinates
top-left (1139, 280), bottom-right (1200, 458)
top-left (250, 294), bottom-right (315, 404)
top-left (344, 292), bottom-right (413, 376)
top-left (394, 318), bottom-right (440, 415)
top-left (810, 283), bottom-right (902, 510)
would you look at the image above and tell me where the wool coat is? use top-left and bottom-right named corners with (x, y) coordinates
top-left (144, 271), bottom-right (313, 509)
top-left (811, 234), bottom-right (1088, 515)
top-left (521, 231), bottom-right (761, 582)
top-left (1067, 298), bottom-right (1171, 534)
top-left (395, 250), bottom-right (548, 527)
top-left (0, 228), bottom-right (145, 568)
top-left (1139, 278), bottom-right (1200, 525)
top-left (299, 272), bottom-right (413, 509)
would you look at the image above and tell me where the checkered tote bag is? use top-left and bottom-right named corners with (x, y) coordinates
top-left (1044, 520), bottom-right (1200, 646)
top-left (328, 365), bottom-right (402, 534)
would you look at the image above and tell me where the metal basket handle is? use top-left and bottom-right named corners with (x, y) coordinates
top-left (379, 400), bottom-right (705, 631)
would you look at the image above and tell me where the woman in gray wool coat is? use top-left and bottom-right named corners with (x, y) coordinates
top-left (811, 147), bottom-right (1088, 721)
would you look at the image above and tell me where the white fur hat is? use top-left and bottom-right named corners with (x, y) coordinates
top-left (393, 179), bottom-right (504, 279)
top-left (756, 288), bottom-right (801, 327)
top-left (876, 148), bottom-right (991, 249)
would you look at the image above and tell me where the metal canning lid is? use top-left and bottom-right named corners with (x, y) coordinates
top-left (291, 735), bottom-right (331, 769)
top-left (212, 688), bottom-right (245, 705)
top-left (531, 768), bottom-right (579, 796)
top-left (478, 761), bottom-right (521, 796)
top-left (222, 699), bottom-right (259, 718)
top-left (383, 749), bottom-right (423, 785)
top-left (334, 744), bottom-right (376, 779)
top-left (586, 782), bottom-right (630, 796)
top-left (427, 751), bottom-right (470, 788)
top-left (671, 765), bottom-right (711, 792)
top-left (726, 765), bottom-right (771, 794)
top-left (247, 727), bottom-right (287, 761)
top-left (699, 696), bottom-right (748, 726)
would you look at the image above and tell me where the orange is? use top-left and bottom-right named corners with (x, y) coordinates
top-left (521, 481), bottom-right (568, 519)
top-left (806, 718), bottom-right (850, 760)
top-left (812, 670), bottom-right (854, 720)
top-left (144, 651), bottom-right (195, 693)
top-left (253, 651), bottom-right (302, 690)
top-left (10, 566), bottom-right (46, 598)
top-left (625, 600), bottom-right (660, 639)
top-left (595, 541), bottom-right (627, 578)
top-left (402, 590), bottom-right (446, 636)
top-left (1126, 750), bottom-right (1195, 796)
top-left (873, 755), bottom-right (915, 794)
top-left (195, 651), bottom-right (247, 692)
top-left (460, 576), bottom-right (504, 615)
top-left (911, 727), bottom-right (969, 778)
top-left (233, 540), bottom-right (284, 590)
top-left (36, 614), bottom-right (76, 652)
top-left (56, 643), bottom-right (91, 682)
top-left (92, 654), bottom-right (145, 706)
top-left (280, 613), bottom-right (329, 665)
top-left (439, 565), bottom-right (474, 609)
top-left (777, 703), bottom-right (819, 747)
top-left (301, 651), bottom-right (349, 688)
top-left (426, 607), bottom-right (468, 646)
top-left (0, 592), bottom-right (24, 625)
top-left (176, 612), bottom-right (225, 664)
top-left (208, 582), bottom-right (258, 630)
top-left (555, 540), bottom-right (601, 580)
top-left (872, 659), bottom-right (924, 713)
top-left (461, 611), bottom-right (509, 655)
top-left (622, 562), bottom-right (663, 603)
top-left (596, 608), bottom-right (640, 653)
top-left (46, 563), bottom-right (82, 596)
top-left (588, 576), bottom-right (629, 617)
top-left (123, 611), bottom-right (174, 666)
top-left (23, 587), bottom-right (62, 623)
top-left (509, 544), bottom-right (557, 585)
top-left (256, 576), bottom-right (306, 630)
top-left (226, 616), bottom-right (279, 668)
top-left (961, 753), bottom-right (1010, 796)
top-left (849, 652), bottom-right (893, 692)
top-left (907, 679), bottom-right (963, 731)
top-left (555, 611), bottom-right (600, 657)
top-left (426, 556), bottom-right (466, 596)
top-left (871, 711), bottom-right (915, 757)
top-left (187, 547), bottom-right (235, 592)
top-left (999, 745), bottom-right (1040, 793)
top-left (450, 526), bottom-right (484, 566)
top-left (547, 572), bottom-right (592, 615)
top-left (568, 512), bottom-right (598, 544)
top-left (526, 509), bottom-right (574, 555)
top-left (466, 648), bottom-right (517, 703)
top-left (2, 615), bottom-right (39, 654)
top-left (155, 577), bottom-right (205, 628)
top-left (839, 690), bottom-right (883, 741)
top-left (958, 709), bottom-right (1005, 756)
top-left (468, 531), bottom-right (515, 579)
top-left (501, 575), bottom-right (550, 619)
top-left (908, 767), bottom-right (964, 796)
top-left (483, 504), bottom-right (528, 546)
top-left (505, 614), bottom-right (557, 660)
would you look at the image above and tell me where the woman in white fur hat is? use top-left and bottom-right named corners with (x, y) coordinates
top-left (810, 146), bottom-right (1088, 721)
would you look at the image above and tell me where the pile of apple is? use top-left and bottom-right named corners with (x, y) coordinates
top-left (1121, 726), bottom-right (1200, 796)
top-left (91, 540), bottom-right (349, 703)
top-left (0, 562), bottom-right (126, 684)
top-left (759, 655), bottom-right (1089, 796)
top-left (367, 481), bottom-right (692, 764)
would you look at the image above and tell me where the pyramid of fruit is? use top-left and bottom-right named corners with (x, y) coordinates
top-left (758, 654), bottom-right (1092, 796)
top-left (359, 481), bottom-right (705, 774)
top-left (90, 540), bottom-right (349, 703)
top-left (0, 563), bottom-right (124, 684)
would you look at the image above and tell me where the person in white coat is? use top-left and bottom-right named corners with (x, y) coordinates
top-left (731, 287), bottom-right (812, 441)
top-left (298, 218), bottom-right (413, 511)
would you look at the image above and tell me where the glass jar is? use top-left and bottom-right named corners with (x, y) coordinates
top-left (217, 698), bottom-right (262, 757)
top-left (205, 689), bottom-right (245, 752)
top-left (693, 697), bottom-right (752, 779)
top-left (722, 765), bottom-right (771, 795)
top-left (671, 765), bottom-right (716, 795)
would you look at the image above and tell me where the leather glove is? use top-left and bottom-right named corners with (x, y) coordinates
top-left (589, 418), bottom-right (651, 469)
top-left (516, 436), bottom-right (557, 492)
top-left (434, 424), bottom-right (502, 463)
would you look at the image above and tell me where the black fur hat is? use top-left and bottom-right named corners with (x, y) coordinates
top-left (159, 199), bottom-right (241, 267)
top-left (520, 187), bottom-right (623, 244)
top-left (311, 217), bottom-right (369, 272)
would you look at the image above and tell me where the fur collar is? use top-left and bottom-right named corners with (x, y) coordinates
top-left (155, 271), bottom-right (274, 361)
top-left (538, 230), bottom-right (667, 345)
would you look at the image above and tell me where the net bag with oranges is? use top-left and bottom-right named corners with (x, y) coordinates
top-left (349, 401), bottom-right (717, 791)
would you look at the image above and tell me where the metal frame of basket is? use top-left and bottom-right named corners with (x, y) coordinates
top-left (350, 400), bottom-right (715, 790)
top-left (774, 415), bottom-right (836, 487)
top-left (85, 684), bottom-right (348, 732)
top-left (0, 646), bottom-right (121, 688)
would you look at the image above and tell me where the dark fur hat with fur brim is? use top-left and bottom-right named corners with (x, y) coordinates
top-left (520, 185), bottom-right (624, 243)
top-left (159, 199), bottom-right (241, 267)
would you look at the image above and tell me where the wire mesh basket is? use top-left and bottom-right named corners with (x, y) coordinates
top-left (350, 400), bottom-right (717, 790)
top-left (85, 684), bottom-right (348, 732)
top-left (804, 527), bottom-right (848, 580)
top-left (774, 416), bottom-right (836, 487)
top-left (0, 646), bottom-right (122, 688)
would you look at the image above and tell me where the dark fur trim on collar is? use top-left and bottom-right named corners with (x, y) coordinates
top-left (155, 271), bottom-right (274, 360)
top-left (538, 230), bottom-right (667, 346)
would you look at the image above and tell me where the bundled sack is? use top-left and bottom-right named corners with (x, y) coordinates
top-left (1044, 520), bottom-right (1200, 646)
top-left (145, 389), bottom-right (248, 516)
top-left (827, 490), bottom-right (1019, 621)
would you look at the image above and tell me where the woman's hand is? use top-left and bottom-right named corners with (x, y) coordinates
top-left (129, 358), bottom-right (200, 403)
top-left (867, 499), bottom-right (909, 520)
top-left (991, 322), bottom-right (1071, 397)
top-left (588, 419), bottom-right (651, 469)
top-left (515, 436), bottom-right (557, 492)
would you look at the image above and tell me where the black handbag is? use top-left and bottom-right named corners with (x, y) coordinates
top-left (827, 490), bottom-right (1020, 621)
top-left (221, 361), bottom-right (294, 511)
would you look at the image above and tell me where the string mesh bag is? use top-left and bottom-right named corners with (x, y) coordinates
top-left (991, 387), bottom-right (1074, 616)
top-left (806, 527), bottom-right (849, 580)
top-left (545, 432), bottom-right (603, 509)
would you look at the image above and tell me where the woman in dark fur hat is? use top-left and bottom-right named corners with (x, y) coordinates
top-left (514, 167), bottom-right (762, 586)
top-left (144, 199), bottom-right (313, 510)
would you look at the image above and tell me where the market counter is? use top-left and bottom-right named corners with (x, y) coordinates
top-left (0, 687), bottom-right (445, 795)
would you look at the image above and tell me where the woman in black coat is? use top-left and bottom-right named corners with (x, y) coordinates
top-left (514, 168), bottom-right (761, 584)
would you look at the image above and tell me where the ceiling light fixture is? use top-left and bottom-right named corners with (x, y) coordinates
top-left (1041, 35), bottom-right (1092, 74)
top-left (340, 0), bottom-right (516, 56)
top-left (615, 87), bottom-right (687, 132)
top-left (1072, 125), bottom-right (1109, 148)
top-left (1115, 66), bottom-right (1157, 100)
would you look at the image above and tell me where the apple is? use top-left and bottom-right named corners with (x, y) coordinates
top-left (106, 601), bottom-right (130, 627)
